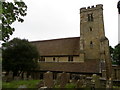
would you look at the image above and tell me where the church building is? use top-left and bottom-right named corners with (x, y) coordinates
top-left (31, 4), bottom-right (112, 79)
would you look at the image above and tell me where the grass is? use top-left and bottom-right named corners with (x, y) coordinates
top-left (2, 80), bottom-right (41, 88)
top-left (65, 83), bottom-right (76, 88)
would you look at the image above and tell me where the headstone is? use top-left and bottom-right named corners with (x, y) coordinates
top-left (106, 78), bottom-right (113, 88)
top-left (28, 75), bottom-right (32, 80)
top-left (71, 74), bottom-right (77, 84)
top-left (76, 79), bottom-right (84, 88)
top-left (59, 72), bottom-right (70, 88)
top-left (80, 75), bottom-right (87, 88)
top-left (2, 76), bottom-right (7, 82)
top-left (91, 74), bottom-right (101, 88)
top-left (14, 76), bottom-right (20, 81)
top-left (6, 71), bottom-right (13, 82)
top-left (44, 71), bottom-right (54, 88)
top-left (23, 72), bottom-right (27, 80)
top-left (8, 71), bottom-right (13, 78)
top-left (55, 73), bottom-right (61, 86)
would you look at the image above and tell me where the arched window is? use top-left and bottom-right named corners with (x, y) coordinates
top-left (88, 13), bottom-right (93, 22)
top-left (89, 27), bottom-right (92, 31)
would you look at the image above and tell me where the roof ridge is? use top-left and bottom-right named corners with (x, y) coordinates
top-left (30, 36), bottom-right (80, 43)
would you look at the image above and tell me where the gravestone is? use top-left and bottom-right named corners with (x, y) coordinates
top-left (14, 76), bottom-right (20, 81)
top-left (23, 72), bottom-right (27, 80)
top-left (91, 74), bottom-right (100, 88)
top-left (6, 71), bottom-right (13, 82)
top-left (106, 78), bottom-right (113, 88)
top-left (80, 75), bottom-right (87, 88)
top-left (59, 72), bottom-right (70, 88)
top-left (55, 73), bottom-right (61, 86)
top-left (28, 75), bottom-right (32, 80)
top-left (76, 79), bottom-right (84, 88)
top-left (44, 71), bottom-right (54, 88)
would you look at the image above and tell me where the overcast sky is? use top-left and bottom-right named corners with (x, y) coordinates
top-left (10, 0), bottom-right (118, 47)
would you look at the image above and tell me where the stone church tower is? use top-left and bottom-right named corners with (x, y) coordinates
top-left (79, 4), bottom-right (112, 79)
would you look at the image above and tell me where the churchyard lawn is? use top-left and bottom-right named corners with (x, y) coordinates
top-left (2, 80), bottom-right (41, 88)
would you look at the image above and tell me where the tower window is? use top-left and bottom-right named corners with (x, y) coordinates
top-left (89, 27), bottom-right (92, 31)
top-left (88, 13), bottom-right (93, 22)
top-left (90, 41), bottom-right (93, 48)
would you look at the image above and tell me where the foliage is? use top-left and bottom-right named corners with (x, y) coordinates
top-left (65, 83), bottom-right (76, 88)
top-left (109, 46), bottom-right (114, 56)
top-left (2, 80), bottom-right (41, 88)
top-left (54, 85), bottom-right (60, 88)
top-left (0, 0), bottom-right (27, 42)
top-left (113, 44), bottom-right (120, 65)
top-left (2, 38), bottom-right (39, 76)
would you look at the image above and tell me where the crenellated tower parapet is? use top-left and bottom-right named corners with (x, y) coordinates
top-left (80, 4), bottom-right (103, 13)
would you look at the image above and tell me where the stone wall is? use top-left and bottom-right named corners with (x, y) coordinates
top-left (112, 66), bottom-right (120, 80)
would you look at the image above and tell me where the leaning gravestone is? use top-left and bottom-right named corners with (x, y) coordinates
top-left (59, 72), bottom-right (70, 88)
top-left (44, 71), bottom-right (54, 88)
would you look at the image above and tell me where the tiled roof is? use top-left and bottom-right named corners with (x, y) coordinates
top-left (31, 37), bottom-right (80, 56)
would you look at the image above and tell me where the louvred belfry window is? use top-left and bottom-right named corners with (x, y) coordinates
top-left (88, 13), bottom-right (93, 21)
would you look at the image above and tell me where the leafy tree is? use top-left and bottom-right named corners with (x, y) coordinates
top-left (109, 46), bottom-right (114, 59)
top-left (109, 46), bottom-right (114, 55)
top-left (2, 38), bottom-right (39, 76)
top-left (0, 1), bottom-right (27, 42)
top-left (113, 44), bottom-right (120, 65)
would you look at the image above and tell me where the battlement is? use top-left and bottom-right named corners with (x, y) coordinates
top-left (80, 4), bottom-right (103, 13)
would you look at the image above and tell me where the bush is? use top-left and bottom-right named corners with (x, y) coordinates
top-left (65, 83), bottom-right (76, 88)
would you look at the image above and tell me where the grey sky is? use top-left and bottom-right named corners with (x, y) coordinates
top-left (10, 0), bottom-right (118, 47)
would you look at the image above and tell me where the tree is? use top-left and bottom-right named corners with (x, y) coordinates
top-left (113, 44), bottom-right (120, 65)
top-left (0, 1), bottom-right (27, 42)
top-left (2, 38), bottom-right (39, 76)
top-left (109, 46), bottom-right (114, 59)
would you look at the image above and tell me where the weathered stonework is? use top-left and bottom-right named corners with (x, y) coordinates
top-left (31, 4), bottom-right (112, 80)
top-left (80, 4), bottom-right (112, 80)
